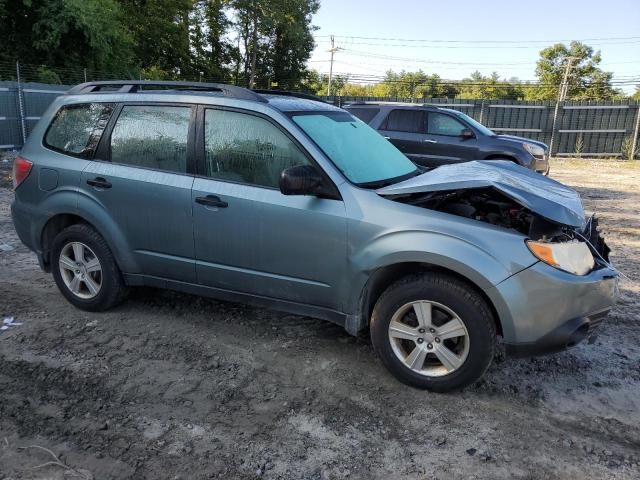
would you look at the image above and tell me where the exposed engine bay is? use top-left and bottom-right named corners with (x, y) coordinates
top-left (388, 187), bottom-right (611, 263)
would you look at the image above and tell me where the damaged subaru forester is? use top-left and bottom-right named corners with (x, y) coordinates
top-left (11, 81), bottom-right (618, 392)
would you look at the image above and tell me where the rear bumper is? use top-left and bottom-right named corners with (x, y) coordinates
top-left (485, 261), bottom-right (618, 357)
top-left (10, 199), bottom-right (35, 250)
top-left (11, 198), bottom-right (48, 270)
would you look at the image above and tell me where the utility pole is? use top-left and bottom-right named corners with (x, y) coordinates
top-left (559, 56), bottom-right (575, 102)
top-left (549, 56), bottom-right (576, 156)
top-left (327, 35), bottom-right (339, 96)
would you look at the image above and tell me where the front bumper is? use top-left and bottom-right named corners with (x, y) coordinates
top-left (485, 261), bottom-right (618, 357)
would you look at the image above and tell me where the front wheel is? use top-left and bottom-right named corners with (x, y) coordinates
top-left (370, 273), bottom-right (496, 392)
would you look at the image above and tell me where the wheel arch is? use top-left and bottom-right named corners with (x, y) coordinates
top-left (484, 153), bottom-right (519, 163)
top-left (40, 209), bottom-right (138, 275)
top-left (354, 262), bottom-right (503, 338)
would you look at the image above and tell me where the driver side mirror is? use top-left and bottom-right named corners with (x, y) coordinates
top-left (461, 128), bottom-right (475, 139)
top-left (279, 165), bottom-right (324, 196)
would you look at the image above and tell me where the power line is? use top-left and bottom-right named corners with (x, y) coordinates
top-left (314, 34), bottom-right (640, 44)
top-left (315, 39), bottom-right (640, 49)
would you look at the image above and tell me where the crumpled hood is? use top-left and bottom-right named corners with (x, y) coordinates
top-left (377, 160), bottom-right (585, 227)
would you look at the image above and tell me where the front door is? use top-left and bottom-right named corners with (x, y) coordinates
top-left (192, 107), bottom-right (347, 311)
top-left (82, 103), bottom-right (196, 282)
top-left (424, 111), bottom-right (480, 165)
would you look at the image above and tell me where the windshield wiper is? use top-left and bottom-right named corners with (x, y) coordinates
top-left (357, 167), bottom-right (423, 189)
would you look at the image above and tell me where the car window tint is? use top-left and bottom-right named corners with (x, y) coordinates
top-left (204, 109), bottom-right (310, 188)
top-left (45, 103), bottom-right (113, 157)
top-left (110, 105), bottom-right (191, 173)
top-left (382, 109), bottom-right (425, 133)
top-left (346, 107), bottom-right (379, 124)
top-left (428, 112), bottom-right (466, 136)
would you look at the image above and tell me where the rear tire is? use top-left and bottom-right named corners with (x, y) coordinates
top-left (51, 224), bottom-right (127, 311)
top-left (370, 272), bottom-right (496, 392)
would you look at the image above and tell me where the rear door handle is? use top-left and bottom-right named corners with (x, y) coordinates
top-left (195, 195), bottom-right (228, 208)
top-left (423, 139), bottom-right (438, 144)
top-left (86, 177), bottom-right (112, 189)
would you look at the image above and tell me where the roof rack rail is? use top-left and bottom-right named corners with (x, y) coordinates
top-left (252, 89), bottom-right (327, 103)
top-left (66, 81), bottom-right (268, 103)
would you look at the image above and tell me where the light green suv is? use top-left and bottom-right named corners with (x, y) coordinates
top-left (11, 81), bottom-right (617, 392)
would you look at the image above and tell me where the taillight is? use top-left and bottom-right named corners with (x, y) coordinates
top-left (12, 155), bottom-right (33, 190)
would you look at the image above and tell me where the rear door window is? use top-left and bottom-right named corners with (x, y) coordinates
top-left (428, 112), bottom-right (466, 136)
top-left (381, 109), bottom-right (426, 133)
top-left (45, 103), bottom-right (114, 157)
top-left (346, 107), bottom-right (379, 124)
top-left (109, 105), bottom-right (192, 174)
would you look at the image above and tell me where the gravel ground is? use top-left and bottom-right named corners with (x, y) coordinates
top-left (1, 153), bottom-right (639, 480)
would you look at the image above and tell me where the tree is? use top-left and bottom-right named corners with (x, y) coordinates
top-left (188, 0), bottom-right (234, 82)
top-left (264, 0), bottom-right (319, 90)
top-left (117, 0), bottom-right (193, 78)
top-left (232, 0), bottom-right (319, 89)
top-left (0, 0), bottom-right (134, 78)
top-left (371, 70), bottom-right (458, 99)
top-left (457, 71), bottom-right (524, 100)
top-left (529, 41), bottom-right (620, 100)
top-left (630, 86), bottom-right (640, 101)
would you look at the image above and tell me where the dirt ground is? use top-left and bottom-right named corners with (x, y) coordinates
top-left (1, 153), bottom-right (639, 480)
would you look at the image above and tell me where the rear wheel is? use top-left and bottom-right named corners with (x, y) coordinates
top-left (51, 224), bottom-right (127, 311)
top-left (370, 273), bottom-right (496, 392)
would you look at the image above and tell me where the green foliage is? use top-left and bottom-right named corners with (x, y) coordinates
top-left (1, 0), bottom-right (319, 88)
top-left (529, 41), bottom-right (620, 101)
top-left (140, 65), bottom-right (175, 81)
top-left (457, 71), bottom-right (524, 100)
top-left (232, 0), bottom-right (319, 89)
top-left (632, 86), bottom-right (640, 101)
top-left (1, 0), bottom-right (134, 76)
top-left (36, 66), bottom-right (62, 84)
top-left (371, 70), bottom-right (458, 99)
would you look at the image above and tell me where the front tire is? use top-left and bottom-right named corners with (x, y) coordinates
top-left (370, 273), bottom-right (496, 392)
top-left (51, 224), bottom-right (127, 311)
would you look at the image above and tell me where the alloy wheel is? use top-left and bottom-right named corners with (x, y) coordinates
top-left (387, 300), bottom-right (469, 377)
top-left (58, 241), bottom-right (102, 299)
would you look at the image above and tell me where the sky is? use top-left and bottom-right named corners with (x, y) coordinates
top-left (306, 0), bottom-right (640, 93)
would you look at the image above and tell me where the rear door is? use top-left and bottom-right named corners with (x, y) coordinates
top-left (424, 111), bottom-right (480, 165)
top-left (81, 103), bottom-right (196, 281)
top-left (377, 109), bottom-right (435, 167)
top-left (191, 106), bottom-right (347, 311)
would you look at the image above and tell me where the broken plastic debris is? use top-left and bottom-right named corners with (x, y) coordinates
top-left (1, 317), bottom-right (23, 331)
top-left (0, 243), bottom-right (13, 252)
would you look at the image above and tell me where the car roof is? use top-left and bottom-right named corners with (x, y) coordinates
top-left (344, 102), bottom-right (443, 111)
top-left (260, 94), bottom-right (343, 112)
top-left (63, 81), bottom-right (341, 114)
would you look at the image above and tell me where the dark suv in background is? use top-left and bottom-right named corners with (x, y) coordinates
top-left (345, 103), bottom-right (550, 174)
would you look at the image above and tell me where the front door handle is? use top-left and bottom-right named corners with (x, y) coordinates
top-left (86, 177), bottom-right (112, 189)
top-left (423, 139), bottom-right (438, 144)
top-left (195, 195), bottom-right (228, 208)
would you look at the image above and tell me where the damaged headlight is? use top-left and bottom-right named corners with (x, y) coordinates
top-left (526, 240), bottom-right (595, 275)
top-left (523, 143), bottom-right (545, 158)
